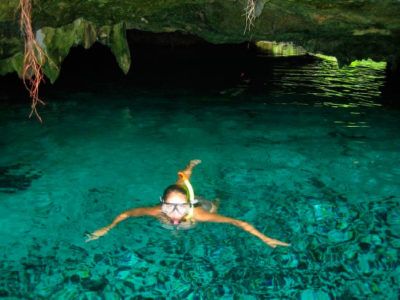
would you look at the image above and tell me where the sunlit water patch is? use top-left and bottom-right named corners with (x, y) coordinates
top-left (0, 58), bottom-right (399, 299)
top-left (269, 57), bottom-right (386, 106)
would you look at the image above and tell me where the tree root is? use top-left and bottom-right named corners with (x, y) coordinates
top-left (19, 0), bottom-right (46, 122)
top-left (244, 0), bottom-right (256, 34)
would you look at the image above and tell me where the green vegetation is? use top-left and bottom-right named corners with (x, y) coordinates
top-left (39, 19), bottom-right (130, 82)
top-left (255, 41), bottom-right (306, 56)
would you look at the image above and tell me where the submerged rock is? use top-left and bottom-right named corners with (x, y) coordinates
top-left (327, 230), bottom-right (354, 243)
top-left (387, 207), bottom-right (400, 237)
top-left (0, 164), bottom-right (41, 193)
top-left (81, 277), bottom-right (108, 292)
top-left (300, 289), bottom-right (330, 300)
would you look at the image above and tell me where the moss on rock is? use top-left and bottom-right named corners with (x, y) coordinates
top-left (22, 18), bottom-right (130, 82)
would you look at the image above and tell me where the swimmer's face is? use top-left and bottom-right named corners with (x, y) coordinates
top-left (162, 191), bottom-right (190, 220)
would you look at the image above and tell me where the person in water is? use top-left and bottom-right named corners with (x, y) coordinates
top-left (86, 159), bottom-right (289, 248)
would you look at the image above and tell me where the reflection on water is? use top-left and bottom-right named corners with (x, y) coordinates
top-left (252, 41), bottom-right (386, 108)
top-left (270, 57), bottom-right (386, 106)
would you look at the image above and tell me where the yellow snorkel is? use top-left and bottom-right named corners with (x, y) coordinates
top-left (178, 171), bottom-right (195, 219)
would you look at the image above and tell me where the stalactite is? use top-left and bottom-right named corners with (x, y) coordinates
top-left (19, 0), bottom-right (46, 122)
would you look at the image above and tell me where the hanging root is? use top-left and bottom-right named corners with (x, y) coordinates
top-left (19, 0), bottom-right (46, 122)
top-left (244, 0), bottom-right (256, 34)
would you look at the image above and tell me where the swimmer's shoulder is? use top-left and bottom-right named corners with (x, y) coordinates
top-left (193, 206), bottom-right (215, 221)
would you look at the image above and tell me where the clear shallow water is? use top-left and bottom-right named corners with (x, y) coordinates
top-left (0, 58), bottom-right (400, 299)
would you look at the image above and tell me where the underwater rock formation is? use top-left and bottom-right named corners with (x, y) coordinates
top-left (0, 0), bottom-right (400, 81)
top-left (0, 164), bottom-right (41, 193)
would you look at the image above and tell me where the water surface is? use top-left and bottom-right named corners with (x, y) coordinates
top-left (0, 56), bottom-right (399, 299)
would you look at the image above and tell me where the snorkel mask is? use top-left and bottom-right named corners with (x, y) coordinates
top-left (160, 172), bottom-right (195, 220)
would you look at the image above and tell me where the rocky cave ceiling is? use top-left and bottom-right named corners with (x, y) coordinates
top-left (1, 0), bottom-right (399, 82)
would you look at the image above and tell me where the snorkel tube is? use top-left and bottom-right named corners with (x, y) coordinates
top-left (178, 172), bottom-right (195, 205)
top-left (178, 171), bottom-right (195, 220)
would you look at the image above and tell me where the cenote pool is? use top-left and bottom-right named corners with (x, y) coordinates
top-left (0, 53), bottom-right (399, 299)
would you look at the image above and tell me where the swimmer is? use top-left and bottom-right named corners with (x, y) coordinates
top-left (85, 159), bottom-right (289, 248)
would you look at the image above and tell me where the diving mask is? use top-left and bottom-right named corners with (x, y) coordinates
top-left (161, 202), bottom-right (191, 215)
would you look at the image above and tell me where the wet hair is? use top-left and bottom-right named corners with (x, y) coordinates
top-left (161, 184), bottom-right (188, 202)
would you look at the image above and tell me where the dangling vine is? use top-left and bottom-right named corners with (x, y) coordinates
top-left (18, 0), bottom-right (46, 122)
top-left (244, 0), bottom-right (256, 34)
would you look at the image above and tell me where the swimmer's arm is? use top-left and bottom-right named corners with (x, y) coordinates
top-left (194, 210), bottom-right (290, 248)
top-left (108, 207), bottom-right (160, 229)
top-left (85, 206), bottom-right (160, 242)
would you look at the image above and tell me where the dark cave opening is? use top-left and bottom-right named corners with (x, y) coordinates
top-left (0, 30), bottom-right (399, 106)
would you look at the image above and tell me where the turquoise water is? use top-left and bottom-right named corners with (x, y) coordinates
top-left (1, 57), bottom-right (400, 299)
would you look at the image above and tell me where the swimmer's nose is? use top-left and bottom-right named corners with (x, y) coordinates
top-left (170, 212), bottom-right (183, 218)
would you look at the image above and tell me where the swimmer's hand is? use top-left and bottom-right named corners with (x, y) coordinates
top-left (85, 226), bottom-right (110, 242)
top-left (262, 237), bottom-right (290, 248)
